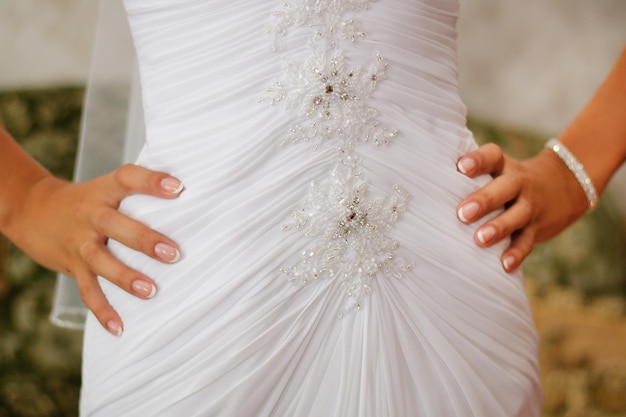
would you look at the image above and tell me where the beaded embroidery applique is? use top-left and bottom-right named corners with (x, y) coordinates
top-left (265, 0), bottom-right (412, 316)
top-left (267, 0), bottom-right (371, 51)
top-left (266, 47), bottom-right (398, 150)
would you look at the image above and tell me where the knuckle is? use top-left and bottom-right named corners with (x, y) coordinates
top-left (94, 208), bottom-right (117, 232)
top-left (135, 228), bottom-right (158, 250)
top-left (483, 142), bottom-right (502, 152)
top-left (483, 143), bottom-right (503, 160)
top-left (115, 265), bottom-right (140, 285)
top-left (72, 191), bottom-right (95, 221)
top-left (113, 164), bottom-right (136, 189)
top-left (515, 229), bottom-right (536, 254)
top-left (79, 241), bottom-right (100, 266)
top-left (481, 193), bottom-right (496, 209)
top-left (489, 220), bottom-right (507, 239)
top-left (483, 143), bottom-right (505, 174)
top-left (507, 174), bottom-right (522, 191)
top-left (77, 279), bottom-right (98, 307)
top-left (101, 259), bottom-right (143, 291)
top-left (122, 220), bottom-right (160, 254)
top-left (74, 272), bottom-right (118, 326)
top-left (513, 241), bottom-right (533, 261)
top-left (521, 243), bottom-right (534, 258)
top-left (515, 199), bottom-right (534, 223)
top-left (479, 189), bottom-right (500, 211)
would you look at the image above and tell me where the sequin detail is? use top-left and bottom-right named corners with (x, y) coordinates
top-left (266, 47), bottom-right (398, 149)
top-left (267, 1), bottom-right (371, 51)
top-left (266, 0), bottom-right (411, 316)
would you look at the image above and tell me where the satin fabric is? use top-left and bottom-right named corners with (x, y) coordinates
top-left (80, 1), bottom-right (542, 415)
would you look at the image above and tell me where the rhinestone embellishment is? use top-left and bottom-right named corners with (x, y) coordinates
top-left (266, 47), bottom-right (398, 149)
top-left (265, 0), bottom-right (412, 316)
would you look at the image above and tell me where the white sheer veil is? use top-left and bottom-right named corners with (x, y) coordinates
top-left (50, 0), bottom-right (145, 329)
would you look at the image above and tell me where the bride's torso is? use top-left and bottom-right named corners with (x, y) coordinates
top-left (107, 0), bottom-right (493, 307)
top-left (126, 0), bottom-right (470, 156)
top-left (81, 2), bottom-right (541, 415)
top-left (116, 0), bottom-right (479, 256)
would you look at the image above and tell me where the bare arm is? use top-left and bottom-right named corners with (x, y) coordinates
top-left (456, 45), bottom-right (626, 271)
top-left (0, 126), bottom-right (183, 335)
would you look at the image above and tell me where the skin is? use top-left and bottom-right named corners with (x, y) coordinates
top-left (0, 126), bottom-right (183, 336)
top-left (456, 45), bottom-right (626, 272)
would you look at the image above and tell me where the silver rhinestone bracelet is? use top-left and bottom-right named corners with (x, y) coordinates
top-left (545, 138), bottom-right (598, 211)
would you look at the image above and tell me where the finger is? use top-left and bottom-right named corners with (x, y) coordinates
top-left (456, 143), bottom-right (505, 178)
top-left (501, 227), bottom-right (536, 272)
top-left (457, 174), bottom-right (522, 223)
top-left (473, 199), bottom-right (532, 247)
top-left (80, 240), bottom-right (158, 300)
top-left (104, 164), bottom-right (185, 201)
top-left (93, 208), bottom-right (181, 263)
top-left (74, 266), bottom-right (124, 336)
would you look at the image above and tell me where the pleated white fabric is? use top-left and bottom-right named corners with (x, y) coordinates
top-left (80, 1), bottom-right (542, 416)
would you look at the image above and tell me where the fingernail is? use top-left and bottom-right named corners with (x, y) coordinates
top-left (502, 255), bottom-right (516, 271)
top-left (160, 177), bottom-right (184, 194)
top-left (132, 280), bottom-right (157, 299)
top-left (107, 320), bottom-right (123, 337)
top-left (154, 242), bottom-right (181, 263)
top-left (457, 202), bottom-right (480, 223)
top-left (477, 225), bottom-right (496, 244)
top-left (457, 157), bottom-right (476, 175)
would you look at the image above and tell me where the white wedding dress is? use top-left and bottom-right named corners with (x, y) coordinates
top-left (80, 0), bottom-right (542, 415)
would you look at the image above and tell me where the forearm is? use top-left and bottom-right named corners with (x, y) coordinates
top-left (0, 126), bottom-right (54, 238)
top-left (558, 45), bottom-right (626, 196)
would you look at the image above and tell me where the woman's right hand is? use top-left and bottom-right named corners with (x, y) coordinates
top-left (9, 164), bottom-right (184, 336)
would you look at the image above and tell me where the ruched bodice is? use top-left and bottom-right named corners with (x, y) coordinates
top-left (80, 1), bottom-right (542, 416)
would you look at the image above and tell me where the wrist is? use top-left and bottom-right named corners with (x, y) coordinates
top-left (0, 173), bottom-right (59, 243)
top-left (545, 138), bottom-right (598, 211)
top-left (538, 147), bottom-right (590, 217)
top-left (0, 129), bottom-right (54, 237)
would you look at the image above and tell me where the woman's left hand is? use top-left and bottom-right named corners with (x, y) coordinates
top-left (455, 143), bottom-right (588, 272)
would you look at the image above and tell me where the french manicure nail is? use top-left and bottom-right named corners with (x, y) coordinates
top-left (132, 280), bottom-right (157, 299)
top-left (160, 177), bottom-right (184, 194)
top-left (107, 320), bottom-right (123, 337)
top-left (477, 226), bottom-right (496, 244)
top-left (457, 202), bottom-right (480, 223)
top-left (457, 157), bottom-right (476, 175)
top-left (503, 256), bottom-right (516, 271)
top-left (155, 242), bottom-right (181, 263)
